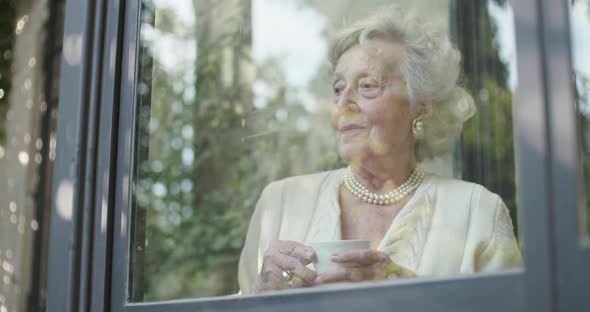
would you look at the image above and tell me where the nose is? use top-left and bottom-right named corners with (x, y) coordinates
top-left (336, 86), bottom-right (359, 111)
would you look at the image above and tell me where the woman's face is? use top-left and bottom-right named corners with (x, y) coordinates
top-left (331, 39), bottom-right (414, 164)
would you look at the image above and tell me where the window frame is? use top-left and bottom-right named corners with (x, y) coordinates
top-left (543, 0), bottom-right (590, 311)
top-left (44, 0), bottom-right (574, 311)
top-left (45, 0), bottom-right (124, 311)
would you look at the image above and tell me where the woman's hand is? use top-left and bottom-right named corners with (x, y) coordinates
top-left (315, 249), bottom-right (415, 284)
top-left (253, 240), bottom-right (318, 293)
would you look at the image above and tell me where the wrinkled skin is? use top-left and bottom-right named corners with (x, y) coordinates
top-left (253, 240), bottom-right (317, 292)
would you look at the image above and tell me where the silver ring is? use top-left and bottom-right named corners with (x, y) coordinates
top-left (282, 271), bottom-right (294, 284)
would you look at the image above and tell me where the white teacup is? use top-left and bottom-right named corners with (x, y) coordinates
top-left (310, 240), bottom-right (371, 274)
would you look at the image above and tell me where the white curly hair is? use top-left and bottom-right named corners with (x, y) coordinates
top-left (328, 6), bottom-right (476, 161)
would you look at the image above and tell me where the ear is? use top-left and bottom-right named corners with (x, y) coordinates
top-left (413, 101), bottom-right (434, 119)
top-left (422, 102), bottom-right (434, 119)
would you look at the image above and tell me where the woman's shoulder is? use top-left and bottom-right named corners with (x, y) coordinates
top-left (418, 174), bottom-right (521, 272)
top-left (424, 173), bottom-right (508, 235)
top-left (254, 169), bottom-right (344, 231)
top-left (427, 174), bottom-right (501, 202)
top-left (425, 173), bottom-right (504, 221)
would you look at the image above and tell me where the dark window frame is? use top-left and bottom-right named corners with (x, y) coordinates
top-left (544, 1), bottom-right (590, 312)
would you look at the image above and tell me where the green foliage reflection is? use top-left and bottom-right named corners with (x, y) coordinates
top-left (130, 0), bottom-right (339, 300)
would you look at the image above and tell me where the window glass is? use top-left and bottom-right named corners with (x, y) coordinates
top-left (0, 0), bottom-right (63, 311)
top-left (129, 0), bottom-right (523, 301)
top-left (569, 0), bottom-right (590, 239)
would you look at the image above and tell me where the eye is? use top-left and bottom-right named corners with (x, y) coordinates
top-left (333, 81), bottom-right (345, 96)
top-left (359, 79), bottom-right (378, 89)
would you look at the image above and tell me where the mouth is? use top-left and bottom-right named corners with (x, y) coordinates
top-left (339, 124), bottom-right (365, 133)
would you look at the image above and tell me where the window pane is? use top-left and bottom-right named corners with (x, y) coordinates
top-left (569, 0), bottom-right (590, 239)
top-left (129, 0), bottom-right (523, 302)
top-left (0, 0), bottom-right (64, 311)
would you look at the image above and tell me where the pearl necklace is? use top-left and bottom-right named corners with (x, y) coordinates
top-left (343, 167), bottom-right (424, 205)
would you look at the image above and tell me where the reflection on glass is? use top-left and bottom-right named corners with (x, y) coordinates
top-left (0, 1), bottom-right (61, 311)
top-left (569, 0), bottom-right (590, 239)
top-left (130, 0), bottom-right (522, 301)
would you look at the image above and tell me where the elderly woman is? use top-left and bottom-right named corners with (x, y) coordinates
top-left (238, 8), bottom-right (522, 293)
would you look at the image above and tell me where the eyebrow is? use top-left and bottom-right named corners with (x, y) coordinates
top-left (333, 67), bottom-right (372, 78)
top-left (333, 70), bottom-right (383, 84)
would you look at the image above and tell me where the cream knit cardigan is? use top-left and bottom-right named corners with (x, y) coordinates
top-left (238, 169), bottom-right (523, 293)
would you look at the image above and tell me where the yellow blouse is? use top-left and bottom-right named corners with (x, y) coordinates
top-left (238, 168), bottom-right (522, 293)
